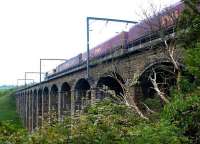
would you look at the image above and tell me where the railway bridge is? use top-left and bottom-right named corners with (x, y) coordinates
top-left (15, 36), bottom-right (178, 132)
top-left (15, 2), bottom-right (183, 132)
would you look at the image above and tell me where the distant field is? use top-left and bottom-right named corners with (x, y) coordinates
top-left (0, 89), bottom-right (22, 126)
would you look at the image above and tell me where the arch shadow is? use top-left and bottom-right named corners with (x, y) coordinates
top-left (136, 62), bottom-right (177, 111)
top-left (74, 78), bottom-right (90, 111)
top-left (50, 84), bottom-right (58, 120)
top-left (43, 87), bottom-right (49, 120)
top-left (61, 82), bottom-right (71, 117)
top-left (96, 72), bottom-right (124, 100)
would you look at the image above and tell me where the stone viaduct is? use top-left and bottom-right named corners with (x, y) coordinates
top-left (15, 35), bottom-right (177, 132)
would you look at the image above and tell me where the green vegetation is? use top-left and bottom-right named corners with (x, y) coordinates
top-left (14, 86), bottom-right (198, 144)
top-left (0, 89), bottom-right (25, 143)
top-left (70, 99), bottom-right (188, 144)
top-left (0, 89), bottom-right (21, 126)
top-left (1, 94), bottom-right (198, 143)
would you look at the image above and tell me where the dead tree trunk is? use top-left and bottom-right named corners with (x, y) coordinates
top-left (149, 69), bottom-right (170, 104)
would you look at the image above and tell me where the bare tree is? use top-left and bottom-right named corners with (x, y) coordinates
top-left (107, 3), bottom-right (182, 117)
top-left (109, 71), bottom-right (149, 120)
top-left (138, 2), bottom-right (182, 100)
top-left (149, 68), bottom-right (169, 104)
top-left (84, 3), bottom-right (182, 119)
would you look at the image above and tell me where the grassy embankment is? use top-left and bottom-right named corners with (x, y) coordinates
top-left (0, 89), bottom-right (22, 126)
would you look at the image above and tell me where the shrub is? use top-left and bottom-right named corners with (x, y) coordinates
top-left (163, 92), bottom-right (200, 144)
top-left (0, 121), bottom-right (27, 144)
top-left (70, 99), bottom-right (188, 144)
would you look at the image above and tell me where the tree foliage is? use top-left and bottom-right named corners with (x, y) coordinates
top-left (0, 98), bottom-right (189, 144)
top-left (178, 0), bottom-right (200, 48)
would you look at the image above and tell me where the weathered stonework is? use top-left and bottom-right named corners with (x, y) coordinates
top-left (16, 42), bottom-right (176, 131)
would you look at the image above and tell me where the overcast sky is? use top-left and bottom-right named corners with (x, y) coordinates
top-left (0, 0), bottom-right (180, 86)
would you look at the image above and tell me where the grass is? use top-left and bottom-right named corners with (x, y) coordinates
top-left (0, 89), bottom-right (22, 127)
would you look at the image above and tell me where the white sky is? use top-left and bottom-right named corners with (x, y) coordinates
top-left (0, 0), bottom-right (180, 86)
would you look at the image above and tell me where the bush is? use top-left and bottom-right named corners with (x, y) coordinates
top-left (28, 121), bottom-right (71, 144)
top-left (0, 121), bottom-right (27, 144)
top-left (71, 100), bottom-right (145, 144)
top-left (70, 99), bottom-right (188, 144)
top-left (0, 98), bottom-right (192, 144)
top-left (163, 92), bottom-right (200, 144)
top-left (184, 43), bottom-right (200, 79)
top-left (132, 120), bottom-right (188, 144)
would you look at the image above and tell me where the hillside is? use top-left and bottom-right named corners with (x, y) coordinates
top-left (0, 89), bottom-right (21, 126)
top-left (0, 85), bottom-right (15, 90)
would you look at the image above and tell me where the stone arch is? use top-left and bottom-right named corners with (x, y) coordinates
top-left (38, 88), bottom-right (43, 126)
top-left (61, 82), bottom-right (71, 117)
top-left (24, 91), bottom-right (27, 126)
top-left (96, 72), bottom-right (124, 100)
top-left (43, 87), bottom-right (49, 120)
top-left (33, 89), bottom-right (37, 129)
top-left (21, 92), bottom-right (23, 125)
top-left (137, 61), bottom-right (177, 111)
top-left (74, 78), bottom-right (90, 111)
top-left (29, 90), bottom-right (33, 131)
top-left (50, 84), bottom-right (59, 119)
top-left (26, 91), bottom-right (29, 128)
top-left (140, 59), bottom-right (172, 77)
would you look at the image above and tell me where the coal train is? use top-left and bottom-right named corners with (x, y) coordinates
top-left (46, 2), bottom-right (184, 79)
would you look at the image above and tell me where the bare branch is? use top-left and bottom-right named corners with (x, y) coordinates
top-left (149, 69), bottom-right (169, 104)
top-left (141, 102), bottom-right (156, 114)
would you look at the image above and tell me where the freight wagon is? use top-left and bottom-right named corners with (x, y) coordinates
top-left (46, 2), bottom-right (183, 79)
